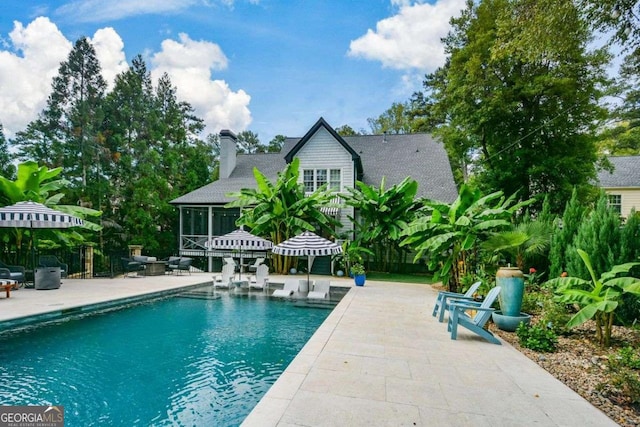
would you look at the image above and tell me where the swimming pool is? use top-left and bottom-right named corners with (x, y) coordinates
top-left (0, 290), bottom-right (332, 426)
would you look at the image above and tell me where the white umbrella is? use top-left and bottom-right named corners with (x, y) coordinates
top-left (0, 201), bottom-right (84, 268)
top-left (272, 231), bottom-right (342, 286)
top-left (207, 229), bottom-right (272, 280)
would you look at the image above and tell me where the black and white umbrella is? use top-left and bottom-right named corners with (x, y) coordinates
top-left (0, 201), bottom-right (84, 268)
top-left (207, 229), bottom-right (273, 280)
top-left (272, 231), bottom-right (342, 286)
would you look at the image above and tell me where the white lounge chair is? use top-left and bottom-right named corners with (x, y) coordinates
top-left (249, 264), bottom-right (269, 289)
top-left (248, 257), bottom-right (265, 273)
top-left (272, 279), bottom-right (298, 297)
top-left (213, 263), bottom-right (234, 288)
top-left (308, 280), bottom-right (330, 300)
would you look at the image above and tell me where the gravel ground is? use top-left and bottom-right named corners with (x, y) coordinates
top-left (490, 321), bottom-right (640, 427)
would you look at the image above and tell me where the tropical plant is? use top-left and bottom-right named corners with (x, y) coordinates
top-left (0, 161), bottom-right (102, 265)
top-left (545, 249), bottom-right (640, 348)
top-left (401, 184), bottom-right (530, 292)
top-left (334, 239), bottom-right (373, 276)
top-left (226, 158), bottom-right (339, 274)
top-left (345, 177), bottom-right (419, 272)
top-left (350, 263), bottom-right (365, 276)
top-left (482, 219), bottom-right (552, 271)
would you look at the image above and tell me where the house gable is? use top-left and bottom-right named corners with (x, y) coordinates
top-left (284, 117), bottom-right (363, 180)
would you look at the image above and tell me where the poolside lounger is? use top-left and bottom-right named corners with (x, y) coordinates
top-left (433, 281), bottom-right (482, 323)
top-left (308, 280), bottom-right (330, 300)
top-left (271, 279), bottom-right (298, 297)
top-left (249, 264), bottom-right (269, 289)
top-left (214, 263), bottom-right (235, 288)
top-left (248, 257), bottom-right (265, 273)
top-left (448, 286), bottom-right (502, 345)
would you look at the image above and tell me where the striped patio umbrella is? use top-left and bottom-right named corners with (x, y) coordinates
top-left (0, 201), bottom-right (84, 268)
top-left (272, 231), bottom-right (342, 285)
top-left (208, 229), bottom-right (273, 280)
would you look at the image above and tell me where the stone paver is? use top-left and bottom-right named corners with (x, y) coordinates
top-left (0, 274), bottom-right (618, 426)
top-left (242, 280), bottom-right (618, 427)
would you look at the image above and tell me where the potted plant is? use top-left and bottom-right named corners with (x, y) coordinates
top-left (351, 263), bottom-right (366, 286)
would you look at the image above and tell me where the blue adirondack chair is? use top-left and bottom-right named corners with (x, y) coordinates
top-left (432, 281), bottom-right (482, 322)
top-left (448, 286), bottom-right (502, 345)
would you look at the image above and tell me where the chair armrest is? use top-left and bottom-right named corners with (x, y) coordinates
top-left (0, 268), bottom-right (11, 279)
top-left (449, 302), bottom-right (495, 312)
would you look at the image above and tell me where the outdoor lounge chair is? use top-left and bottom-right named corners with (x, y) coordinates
top-left (433, 281), bottom-right (482, 322)
top-left (214, 263), bottom-right (235, 288)
top-left (38, 255), bottom-right (69, 278)
top-left (308, 280), bottom-right (330, 300)
top-left (248, 257), bottom-right (265, 273)
top-left (249, 264), bottom-right (269, 289)
top-left (448, 286), bottom-right (502, 345)
top-left (0, 260), bottom-right (25, 284)
top-left (271, 279), bottom-right (298, 297)
top-left (167, 257), bottom-right (192, 275)
top-left (121, 257), bottom-right (145, 277)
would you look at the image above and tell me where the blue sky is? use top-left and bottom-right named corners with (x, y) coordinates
top-left (0, 0), bottom-right (466, 142)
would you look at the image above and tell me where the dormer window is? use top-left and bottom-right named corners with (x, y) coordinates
top-left (304, 168), bottom-right (341, 192)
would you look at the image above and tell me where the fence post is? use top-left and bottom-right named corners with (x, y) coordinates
top-left (84, 245), bottom-right (94, 278)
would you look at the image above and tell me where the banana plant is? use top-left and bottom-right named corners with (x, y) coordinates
top-left (401, 184), bottom-right (530, 292)
top-left (545, 249), bottom-right (640, 348)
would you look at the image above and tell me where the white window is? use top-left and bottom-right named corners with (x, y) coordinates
top-left (303, 168), bottom-right (342, 192)
top-left (329, 169), bottom-right (341, 191)
top-left (608, 194), bottom-right (622, 215)
top-left (303, 170), bottom-right (314, 193)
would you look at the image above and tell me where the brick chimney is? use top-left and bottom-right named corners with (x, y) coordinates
top-left (219, 129), bottom-right (237, 179)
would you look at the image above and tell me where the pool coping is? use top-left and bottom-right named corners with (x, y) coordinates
top-left (0, 281), bottom-right (210, 332)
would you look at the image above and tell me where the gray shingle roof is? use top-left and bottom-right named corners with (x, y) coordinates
top-left (597, 156), bottom-right (640, 188)
top-left (172, 130), bottom-right (458, 204)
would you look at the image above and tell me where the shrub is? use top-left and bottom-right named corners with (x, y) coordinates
top-left (516, 322), bottom-right (558, 352)
top-left (521, 291), bottom-right (545, 315)
top-left (603, 346), bottom-right (640, 405)
top-left (538, 297), bottom-right (571, 335)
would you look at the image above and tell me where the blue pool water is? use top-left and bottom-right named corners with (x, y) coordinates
top-left (0, 292), bottom-right (331, 426)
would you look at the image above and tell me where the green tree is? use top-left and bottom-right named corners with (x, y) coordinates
top-left (335, 125), bottom-right (360, 136)
top-left (226, 158), bottom-right (339, 273)
top-left (411, 0), bottom-right (610, 212)
top-left (236, 130), bottom-right (264, 154)
top-left (401, 184), bottom-right (528, 292)
top-left (621, 209), bottom-right (640, 264)
top-left (566, 193), bottom-right (622, 280)
top-left (549, 188), bottom-right (588, 278)
top-left (367, 102), bottom-right (412, 134)
top-left (578, 0), bottom-right (640, 51)
top-left (0, 124), bottom-right (15, 179)
top-left (14, 37), bottom-right (107, 195)
top-left (344, 177), bottom-right (419, 272)
top-left (267, 134), bottom-right (286, 153)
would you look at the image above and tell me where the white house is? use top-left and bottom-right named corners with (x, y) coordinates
top-left (170, 117), bottom-right (458, 272)
top-left (598, 156), bottom-right (640, 219)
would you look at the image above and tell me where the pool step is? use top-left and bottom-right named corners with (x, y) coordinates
top-left (178, 289), bottom-right (222, 300)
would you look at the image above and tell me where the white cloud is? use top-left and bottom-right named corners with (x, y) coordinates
top-left (89, 28), bottom-right (129, 90)
top-left (55, 0), bottom-right (198, 23)
top-left (348, 0), bottom-right (466, 72)
top-left (151, 33), bottom-right (251, 135)
top-left (0, 17), bottom-right (71, 137)
top-left (0, 19), bottom-right (251, 138)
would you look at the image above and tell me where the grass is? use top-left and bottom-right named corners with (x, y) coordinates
top-left (365, 271), bottom-right (435, 284)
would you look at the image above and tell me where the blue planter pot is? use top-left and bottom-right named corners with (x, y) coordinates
top-left (496, 267), bottom-right (524, 317)
top-left (354, 274), bottom-right (366, 286)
